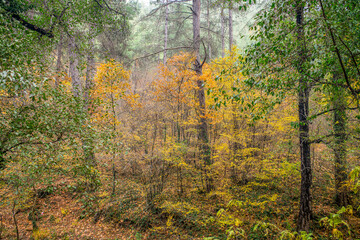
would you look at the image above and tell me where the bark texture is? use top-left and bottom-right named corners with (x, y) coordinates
top-left (296, 0), bottom-right (312, 232)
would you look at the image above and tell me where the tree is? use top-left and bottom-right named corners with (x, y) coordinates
top-left (331, 79), bottom-right (351, 207)
top-left (295, 0), bottom-right (312, 231)
top-left (235, 0), bottom-right (359, 231)
top-left (92, 60), bottom-right (132, 194)
top-left (234, 0), bottom-right (316, 231)
top-left (192, 0), bottom-right (213, 192)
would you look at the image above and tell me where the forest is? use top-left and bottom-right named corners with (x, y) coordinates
top-left (0, 0), bottom-right (359, 239)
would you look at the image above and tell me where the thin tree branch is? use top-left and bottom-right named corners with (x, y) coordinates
top-left (309, 133), bottom-right (335, 144)
top-left (308, 106), bottom-right (358, 120)
top-left (131, 46), bottom-right (192, 62)
top-left (318, 0), bottom-right (359, 98)
top-left (2, 131), bottom-right (64, 154)
top-left (337, 35), bottom-right (360, 77)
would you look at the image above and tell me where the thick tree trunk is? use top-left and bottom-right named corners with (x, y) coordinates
top-left (68, 35), bottom-right (82, 98)
top-left (296, 1), bottom-right (312, 232)
top-left (163, 0), bottom-right (169, 65)
top-left (193, 0), bottom-right (213, 192)
top-left (332, 82), bottom-right (350, 207)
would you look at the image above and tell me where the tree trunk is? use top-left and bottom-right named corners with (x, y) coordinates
top-left (163, 0), bottom-right (169, 65)
top-left (296, 0), bottom-right (312, 232)
top-left (230, 5), bottom-right (237, 178)
top-left (206, 0), bottom-right (211, 60)
top-left (228, 5), bottom-right (233, 51)
top-left (84, 39), bottom-right (95, 112)
top-left (111, 92), bottom-right (117, 196)
top-left (220, 8), bottom-right (225, 58)
top-left (83, 37), bottom-right (96, 165)
top-left (332, 80), bottom-right (350, 207)
top-left (55, 33), bottom-right (63, 88)
top-left (68, 35), bottom-right (82, 98)
top-left (193, 0), bottom-right (213, 192)
top-left (231, 105), bottom-right (241, 183)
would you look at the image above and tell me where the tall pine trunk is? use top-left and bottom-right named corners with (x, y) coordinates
top-left (193, 0), bottom-right (213, 192)
top-left (228, 5), bottom-right (233, 51)
top-left (220, 8), bottom-right (225, 58)
top-left (206, 0), bottom-right (211, 60)
top-left (163, 0), bottom-right (169, 65)
top-left (296, 0), bottom-right (312, 232)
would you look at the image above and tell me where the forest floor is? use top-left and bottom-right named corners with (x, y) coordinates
top-left (2, 150), bottom-right (360, 239)
top-left (0, 188), bottom-right (143, 240)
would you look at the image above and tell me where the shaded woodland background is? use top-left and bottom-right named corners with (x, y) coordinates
top-left (0, 0), bottom-right (360, 239)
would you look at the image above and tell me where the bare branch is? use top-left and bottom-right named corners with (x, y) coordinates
top-left (141, 0), bottom-right (191, 20)
top-left (309, 134), bottom-right (335, 144)
top-left (131, 46), bottom-right (192, 62)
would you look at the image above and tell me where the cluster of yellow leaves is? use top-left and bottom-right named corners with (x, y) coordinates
top-left (93, 60), bottom-right (131, 100)
top-left (91, 60), bottom-right (140, 126)
top-left (153, 52), bottom-right (197, 105)
top-left (152, 52), bottom-right (222, 136)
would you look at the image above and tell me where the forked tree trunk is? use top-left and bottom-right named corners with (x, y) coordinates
top-left (192, 0), bottom-right (213, 192)
top-left (296, 0), bottom-right (312, 232)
